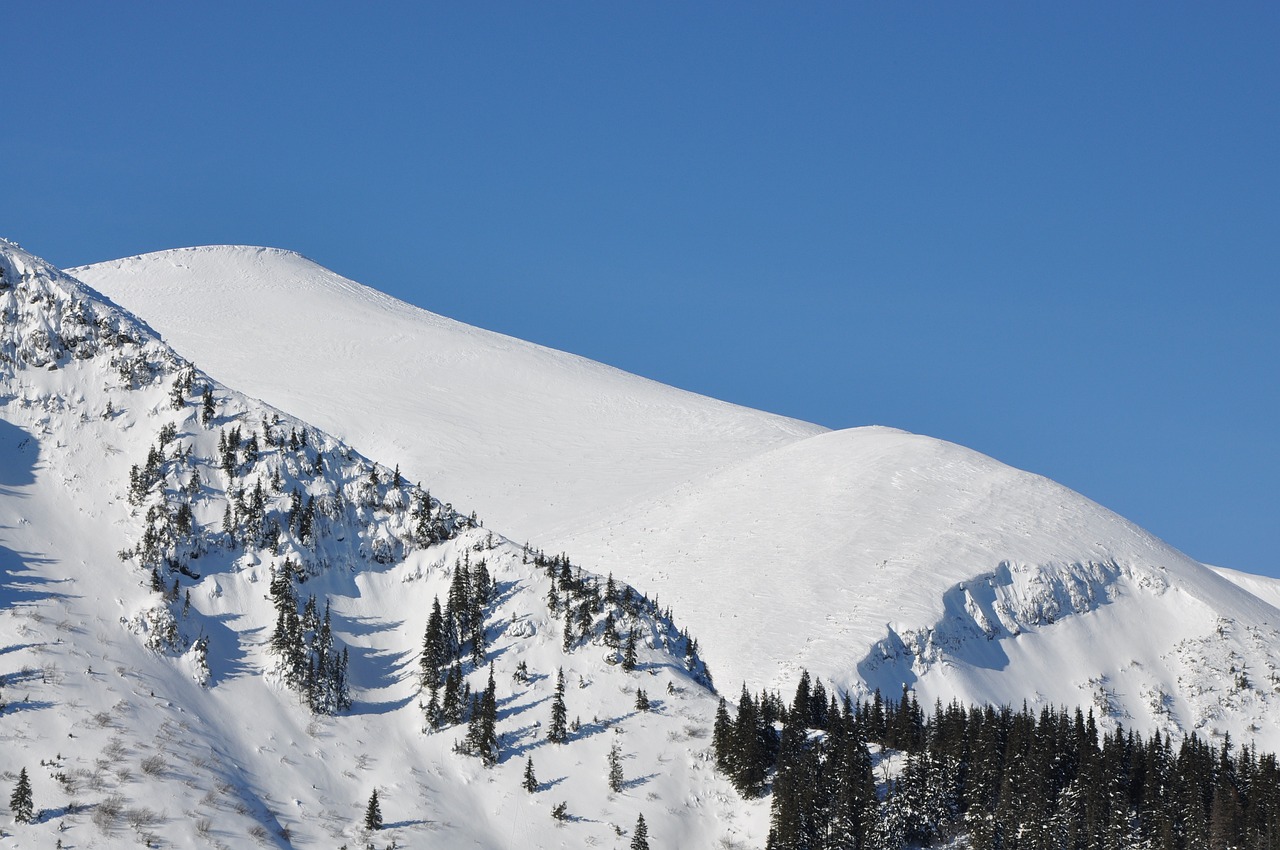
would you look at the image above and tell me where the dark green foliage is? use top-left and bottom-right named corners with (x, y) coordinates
top-left (622, 627), bottom-right (638, 672)
top-left (631, 813), bottom-right (650, 850)
top-left (608, 742), bottom-right (624, 793)
top-left (548, 668), bottom-right (568, 744)
top-left (523, 757), bottom-right (538, 793)
top-left (420, 596), bottom-right (448, 695)
top-left (722, 685), bottom-right (775, 798)
top-left (635, 688), bottom-right (650, 712)
top-left (716, 673), bottom-right (1280, 850)
top-left (10, 767), bottom-right (33, 824)
top-left (464, 664), bottom-right (499, 766)
top-left (269, 576), bottom-right (350, 715)
top-left (364, 789), bottom-right (382, 831)
top-left (201, 386), bottom-right (215, 426)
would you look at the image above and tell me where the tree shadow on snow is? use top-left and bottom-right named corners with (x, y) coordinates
top-left (621, 772), bottom-right (659, 792)
top-left (499, 723), bottom-right (551, 762)
top-left (496, 692), bottom-right (548, 721)
top-left (332, 611), bottom-right (404, 639)
top-left (193, 612), bottom-right (258, 685)
top-left (0, 541), bottom-right (78, 610)
top-left (488, 578), bottom-right (522, 609)
top-left (0, 418), bottom-right (38, 491)
top-left (344, 643), bottom-right (416, 715)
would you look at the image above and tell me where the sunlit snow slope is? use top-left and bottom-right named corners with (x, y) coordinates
top-left (553, 427), bottom-right (1280, 749)
top-left (78, 246), bottom-right (1280, 753)
top-left (2, 240), bottom-right (758, 849)
top-left (74, 246), bottom-right (823, 546)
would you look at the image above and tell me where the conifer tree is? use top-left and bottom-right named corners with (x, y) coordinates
top-left (420, 596), bottom-right (447, 690)
top-left (9, 767), bottom-right (33, 824)
top-left (608, 742), bottom-right (625, 793)
top-left (622, 627), bottom-right (638, 672)
top-left (562, 613), bottom-right (575, 652)
top-left (631, 813), bottom-right (650, 850)
top-left (441, 662), bottom-right (465, 727)
top-left (523, 757), bottom-right (538, 793)
top-left (548, 667), bottom-right (568, 744)
top-left (466, 664), bottom-right (499, 766)
top-left (713, 697), bottom-right (733, 771)
top-left (364, 789), bottom-right (382, 831)
top-left (635, 688), bottom-right (650, 712)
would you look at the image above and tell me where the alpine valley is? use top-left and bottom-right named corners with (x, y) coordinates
top-left (1, 238), bottom-right (1278, 848)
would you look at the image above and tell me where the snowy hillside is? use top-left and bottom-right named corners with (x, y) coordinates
top-left (554, 427), bottom-right (1280, 749)
top-left (76, 244), bottom-right (1280, 758)
top-left (0, 240), bottom-right (758, 848)
top-left (73, 246), bottom-right (823, 547)
top-left (1212, 565), bottom-right (1280, 613)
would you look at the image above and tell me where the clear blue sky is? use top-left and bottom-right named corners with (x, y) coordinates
top-left (4, 3), bottom-right (1277, 575)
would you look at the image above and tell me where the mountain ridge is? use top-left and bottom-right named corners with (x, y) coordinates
top-left (2, 238), bottom-right (741, 848)
top-left (73, 243), bottom-right (1280, 756)
top-left (73, 244), bottom-right (826, 547)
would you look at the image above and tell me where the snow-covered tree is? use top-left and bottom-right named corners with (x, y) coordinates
top-left (608, 742), bottom-right (624, 793)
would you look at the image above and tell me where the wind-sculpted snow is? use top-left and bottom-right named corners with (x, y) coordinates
top-left (0, 240), bottom-right (751, 848)
top-left (74, 242), bottom-right (1280, 759)
top-left (74, 245), bottom-right (824, 546)
top-left (553, 427), bottom-right (1280, 750)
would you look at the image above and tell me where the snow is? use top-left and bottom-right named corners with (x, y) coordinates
top-left (0, 235), bottom-right (1264, 849)
top-left (72, 244), bottom-right (1280, 759)
top-left (1210, 564), bottom-right (1280, 612)
top-left (0, 240), bottom-right (769, 848)
top-left (72, 246), bottom-right (823, 548)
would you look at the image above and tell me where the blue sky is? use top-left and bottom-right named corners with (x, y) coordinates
top-left (4, 3), bottom-right (1277, 575)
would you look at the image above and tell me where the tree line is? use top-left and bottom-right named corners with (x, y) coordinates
top-left (714, 673), bottom-right (1280, 850)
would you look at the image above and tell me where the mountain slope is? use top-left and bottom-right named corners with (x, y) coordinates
top-left (73, 246), bottom-right (824, 546)
top-left (1, 240), bottom-right (755, 849)
top-left (553, 426), bottom-right (1280, 748)
top-left (76, 245), bottom-right (1280, 756)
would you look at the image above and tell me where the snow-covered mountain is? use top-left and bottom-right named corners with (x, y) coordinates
top-left (73, 246), bottom-right (823, 548)
top-left (76, 245), bottom-right (1280, 758)
top-left (1, 240), bottom-right (755, 848)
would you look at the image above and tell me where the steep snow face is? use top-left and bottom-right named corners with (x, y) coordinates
top-left (1, 240), bottom-right (758, 849)
top-left (551, 426), bottom-right (1280, 749)
top-left (1211, 565), bottom-right (1280, 612)
top-left (73, 246), bottom-right (825, 546)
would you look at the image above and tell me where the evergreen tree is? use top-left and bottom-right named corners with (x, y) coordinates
top-left (9, 767), bottom-right (33, 824)
top-left (523, 757), bottom-right (539, 793)
top-left (713, 697), bottom-right (733, 771)
top-left (562, 611), bottom-right (575, 652)
top-left (466, 664), bottom-right (499, 766)
top-left (731, 685), bottom-right (770, 797)
top-left (631, 813), bottom-right (650, 850)
top-left (635, 688), bottom-right (650, 712)
top-left (420, 596), bottom-right (447, 690)
top-left (623, 627), bottom-right (638, 672)
top-left (548, 667), bottom-right (568, 744)
top-left (441, 662), bottom-right (465, 727)
top-left (608, 742), bottom-right (625, 793)
top-left (364, 788), bottom-right (382, 831)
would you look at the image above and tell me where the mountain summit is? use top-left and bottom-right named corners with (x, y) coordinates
top-left (4, 237), bottom-right (1276, 846)
top-left (76, 244), bottom-right (1280, 754)
top-left (2, 239), bottom-right (729, 848)
top-left (73, 245), bottom-right (824, 546)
